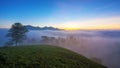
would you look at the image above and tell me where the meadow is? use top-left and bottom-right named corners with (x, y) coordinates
top-left (0, 45), bottom-right (107, 68)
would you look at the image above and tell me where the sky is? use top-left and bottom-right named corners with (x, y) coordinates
top-left (0, 0), bottom-right (120, 30)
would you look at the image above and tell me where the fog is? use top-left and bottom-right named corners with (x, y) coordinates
top-left (0, 29), bottom-right (120, 68)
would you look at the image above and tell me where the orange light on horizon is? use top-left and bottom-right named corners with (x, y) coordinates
top-left (59, 24), bottom-right (120, 30)
top-left (54, 17), bottom-right (120, 30)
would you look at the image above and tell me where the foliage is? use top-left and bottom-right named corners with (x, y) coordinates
top-left (0, 45), bottom-right (107, 68)
top-left (6, 23), bottom-right (28, 46)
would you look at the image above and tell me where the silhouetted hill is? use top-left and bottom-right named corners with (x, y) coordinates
top-left (25, 25), bottom-right (61, 30)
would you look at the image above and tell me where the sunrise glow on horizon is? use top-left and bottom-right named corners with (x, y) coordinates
top-left (0, 0), bottom-right (120, 30)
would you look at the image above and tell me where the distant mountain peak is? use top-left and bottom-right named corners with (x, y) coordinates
top-left (25, 25), bottom-right (61, 30)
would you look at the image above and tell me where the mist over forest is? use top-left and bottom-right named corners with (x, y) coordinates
top-left (0, 29), bottom-right (120, 68)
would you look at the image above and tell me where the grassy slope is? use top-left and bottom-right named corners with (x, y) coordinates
top-left (0, 45), bottom-right (107, 68)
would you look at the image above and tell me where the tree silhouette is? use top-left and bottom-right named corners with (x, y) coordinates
top-left (6, 23), bottom-right (28, 46)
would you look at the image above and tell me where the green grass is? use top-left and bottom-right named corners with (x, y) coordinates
top-left (0, 45), bottom-right (107, 68)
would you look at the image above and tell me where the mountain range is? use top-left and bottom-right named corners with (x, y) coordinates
top-left (25, 25), bottom-right (61, 30)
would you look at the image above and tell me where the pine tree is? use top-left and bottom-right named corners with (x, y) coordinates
top-left (6, 23), bottom-right (28, 46)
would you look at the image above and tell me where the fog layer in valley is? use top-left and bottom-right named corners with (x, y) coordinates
top-left (0, 29), bottom-right (120, 68)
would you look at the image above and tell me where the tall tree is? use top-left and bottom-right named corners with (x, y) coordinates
top-left (6, 23), bottom-right (28, 46)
